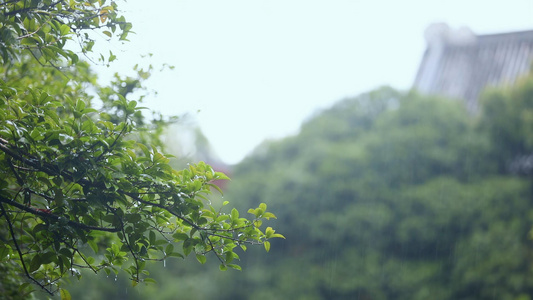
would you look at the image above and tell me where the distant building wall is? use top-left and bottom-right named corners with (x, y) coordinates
top-left (413, 23), bottom-right (533, 112)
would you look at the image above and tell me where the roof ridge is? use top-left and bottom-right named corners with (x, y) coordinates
top-left (477, 29), bottom-right (533, 40)
top-left (413, 24), bottom-right (533, 113)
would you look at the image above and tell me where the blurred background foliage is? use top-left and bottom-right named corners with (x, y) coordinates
top-left (60, 75), bottom-right (533, 299)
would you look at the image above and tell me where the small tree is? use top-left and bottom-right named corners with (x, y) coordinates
top-left (0, 1), bottom-right (282, 298)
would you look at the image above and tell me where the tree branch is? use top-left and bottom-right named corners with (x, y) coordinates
top-left (0, 194), bottom-right (121, 233)
top-left (0, 202), bottom-right (54, 296)
top-left (0, 137), bottom-right (253, 245)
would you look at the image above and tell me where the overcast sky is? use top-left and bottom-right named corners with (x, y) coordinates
top-left (95, 0), bottom-right (533, 164)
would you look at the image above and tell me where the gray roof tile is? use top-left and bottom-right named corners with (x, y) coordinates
top-left (413, 23), bottom-right (533, 112)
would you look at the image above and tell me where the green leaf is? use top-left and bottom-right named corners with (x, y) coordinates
top-left (60, 288), bottom-right (71, 300)
top-left (209, 183), bottom-right (224, 195)
top-left (20, 37), bottom-right (39, 46)
top-left (264, 241), bottom-right (271, 252)
top-left (125, 213), bottom-right (141, 223)
top-left (0, 244), bottom-right (11, 260)
top-left (227, 264), bottom-right (242, 271)
top-left (30, 128), bottom-right (44, 141)
top-left (196, 254), bottom-right (207, 264)
top-left (231, 208), bottom-right (239, 220)
top-left (29, 254), bottom-right (42, 273)
top-left (143, 278), bottom-right (157, 284)
top-left (265, 227), bottom-right (276, 238)
top-left (75, 99), bottom-right (85, 111)
top-left (59, 24), bottom-right (71, 36)
top-left (41, 47), bottom-right (56, 61)
top-left (165, 244), bottom-right (174, 255)
top-left (262, 212), bottom-right (277, 219)
top-left (172, 232), bottom-right (189, 241)
top-left (109, 51), bottom-right (117, 62)
top-left (58, 133), bottom-right (74, 145)
top-left (69, 52), bottom-right (79, 64)
top-left (271, 233), bottom-right (286, 239)
top-left (149, 231), bottom-right (156, 245)
top-left (183, 239), bottom-right (194, 256)
top-left (40, 251), bottom-right (56, 264)
top-left (216, 215), bottom-right (229, 222)
top-left (18, 282), bottom-right (33, 294)
top-left (168, 252), bottom-right (184, 259)
top-left (214, 172), bottom-right (230, 180)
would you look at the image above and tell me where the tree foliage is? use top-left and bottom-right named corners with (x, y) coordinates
top-left (0, 0), bottom-right (129, 66)
top-left (0, 1), bottom-right (281, 298)
top-left (200, 85), bottom-right (533, 300)
top-left (479, 76), bottom-right (533, 174)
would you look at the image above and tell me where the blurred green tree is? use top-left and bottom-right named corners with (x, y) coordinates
top-left (55, 69), bottom-right (533, 300)
top-left (479, 75), bottom-right (533, 175)
top-left (216, 85), bottom-right (533, 300)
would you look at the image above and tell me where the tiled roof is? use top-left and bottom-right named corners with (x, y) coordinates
top-left (413, 23), bottom-right (533, 112)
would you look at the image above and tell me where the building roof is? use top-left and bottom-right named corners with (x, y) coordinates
top-left (413, 23), bottom-right (533, 112)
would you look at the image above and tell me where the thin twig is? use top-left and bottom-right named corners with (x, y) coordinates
top-left (0, 202), bottom-right (54, 295)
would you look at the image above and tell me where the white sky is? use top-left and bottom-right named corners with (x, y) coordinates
top-left (95, 0), bottom-right (533, 164)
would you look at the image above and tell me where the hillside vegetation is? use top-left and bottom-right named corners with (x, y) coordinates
top-left (67, 80), bottom-right (533, 299)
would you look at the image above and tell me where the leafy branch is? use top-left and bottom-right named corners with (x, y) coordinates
top-left (0, 94), bottom-right (283, 295)
top-left (0, 1), bottom-right (282, 298)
